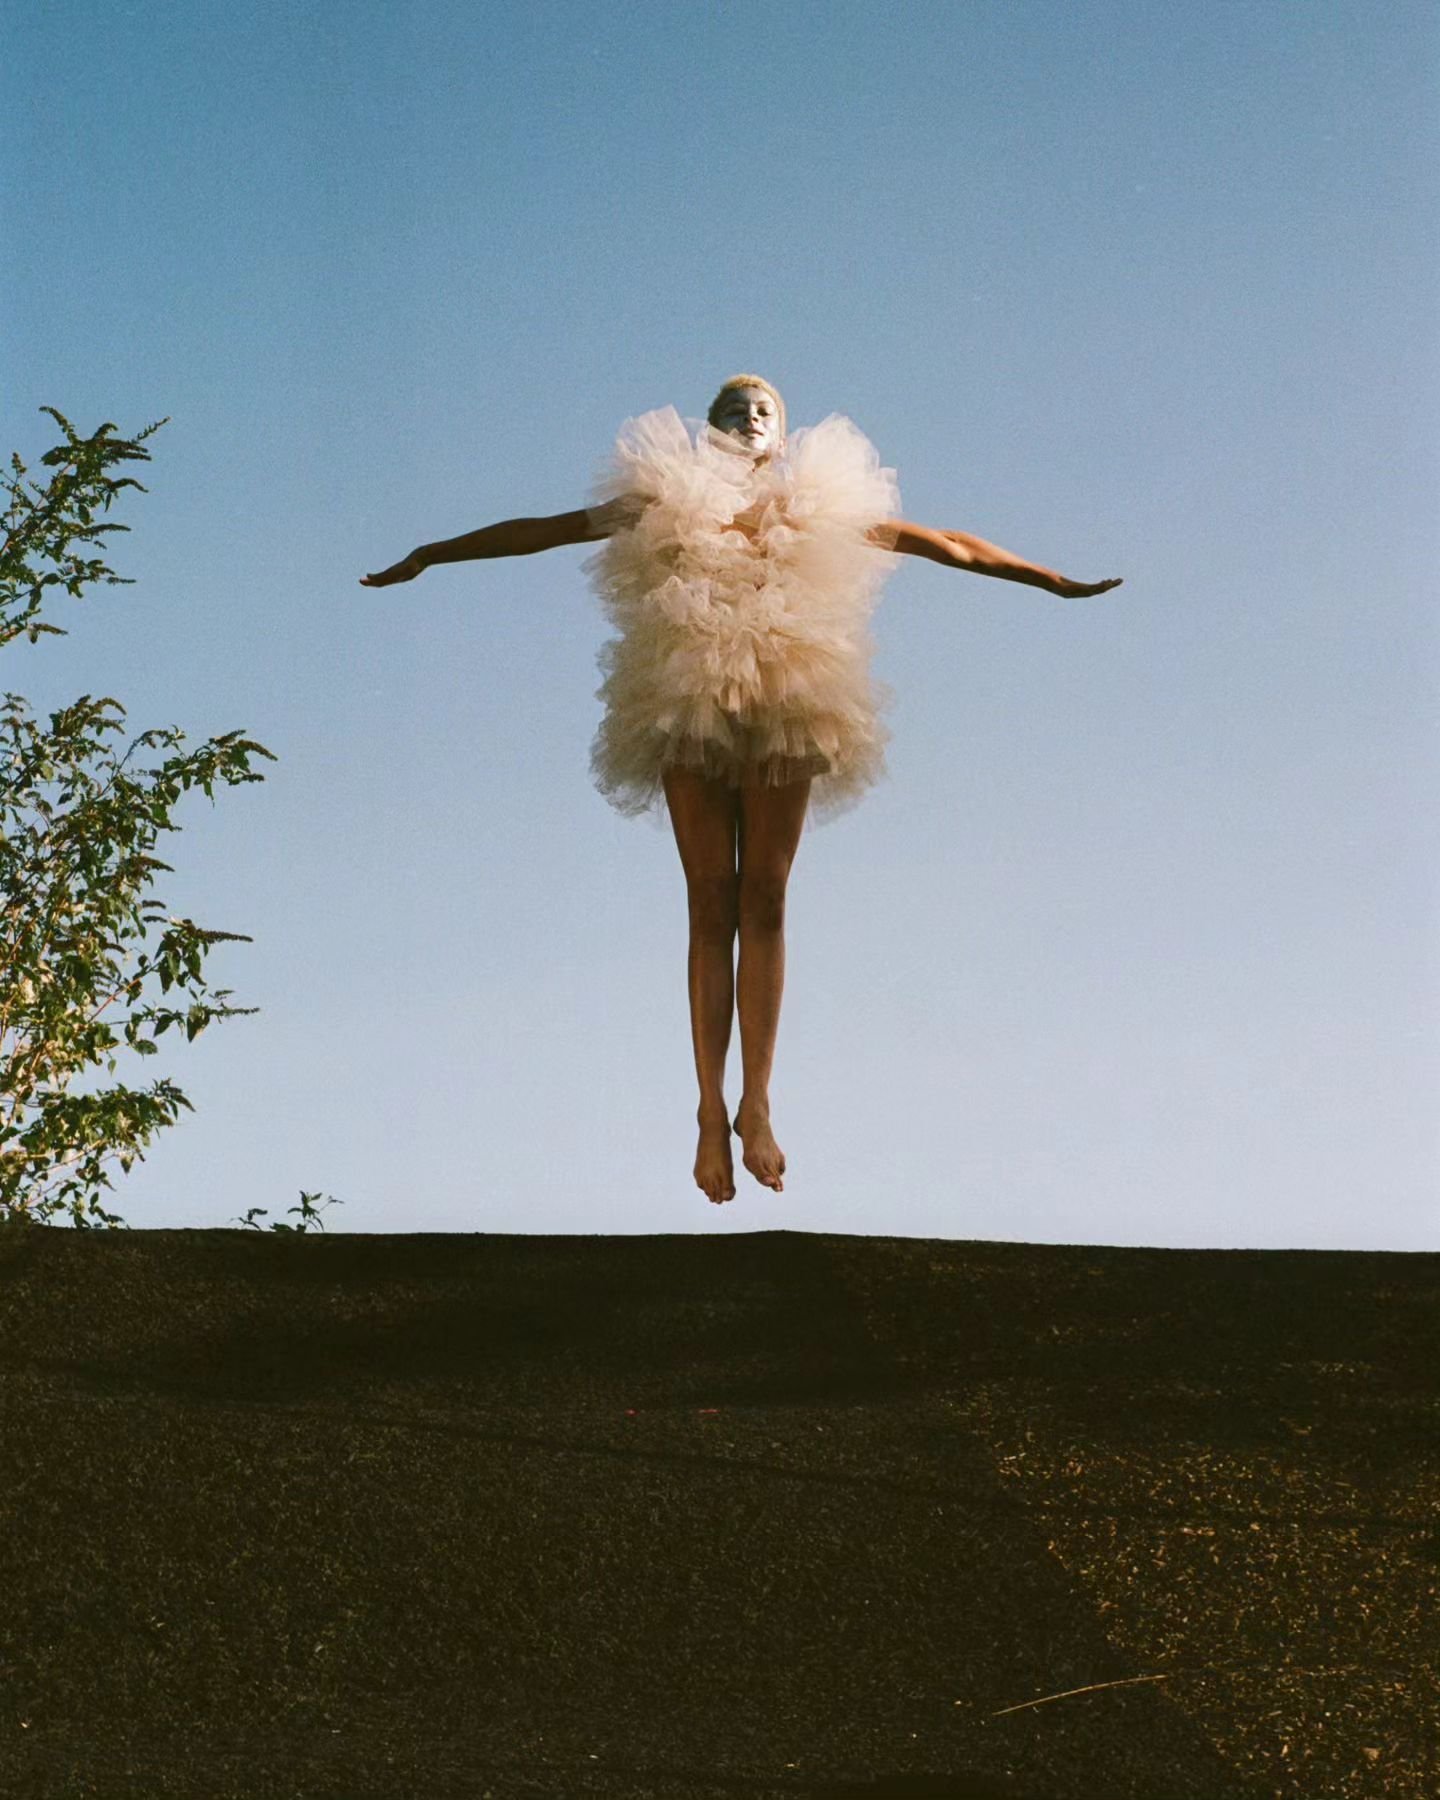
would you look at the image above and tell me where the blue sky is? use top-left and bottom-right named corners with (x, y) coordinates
top-left (5, 0), bottom-right (1436, 1246)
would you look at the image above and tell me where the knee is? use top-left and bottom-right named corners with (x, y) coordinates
top-left (686, 872), bottom-right (739, 939)
top-left (739, 872), bottom-right (787, 934)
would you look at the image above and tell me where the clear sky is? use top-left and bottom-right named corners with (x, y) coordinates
top-left (6, 0), bottom-right (1436, 1247)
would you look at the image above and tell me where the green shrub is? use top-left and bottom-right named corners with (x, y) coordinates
top-left (1, 408), bottom-right (274, 1227)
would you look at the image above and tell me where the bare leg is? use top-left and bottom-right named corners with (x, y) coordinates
top-left (734, 773), bottom-right (812, 1192)
top-left (662, 767), bottom-right (740, 1204)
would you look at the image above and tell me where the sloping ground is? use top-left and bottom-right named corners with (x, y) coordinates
top-left (0, 1225), bottom-right (1433, 1800)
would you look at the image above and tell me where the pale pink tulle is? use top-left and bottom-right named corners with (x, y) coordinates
top-left (584, 407), bottom-right (902, 830)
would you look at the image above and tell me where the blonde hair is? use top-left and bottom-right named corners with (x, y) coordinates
top-left (707, 373), bottom-right (786, 442)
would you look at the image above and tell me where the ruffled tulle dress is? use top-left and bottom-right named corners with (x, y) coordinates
top-left (582, 406), bottom-right (901, 829)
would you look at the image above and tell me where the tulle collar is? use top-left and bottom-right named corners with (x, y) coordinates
top-left (696, 421), bottom-right (792, 501)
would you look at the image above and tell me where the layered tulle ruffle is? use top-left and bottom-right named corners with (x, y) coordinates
top-left (584, 406), bottom-right (901, 828)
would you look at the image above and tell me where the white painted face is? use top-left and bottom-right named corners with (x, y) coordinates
top-left (711, 385), bottom-right (782, 458)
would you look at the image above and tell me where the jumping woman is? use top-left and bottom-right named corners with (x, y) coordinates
top-left (361, 375), bottom-right (1121, 1206)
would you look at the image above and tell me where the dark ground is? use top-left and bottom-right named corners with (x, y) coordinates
top-left (0, 1225), bottom-right (1434, 1800)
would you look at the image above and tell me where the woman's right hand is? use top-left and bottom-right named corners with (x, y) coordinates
top-left (359, 550), bottom-right (426, 587)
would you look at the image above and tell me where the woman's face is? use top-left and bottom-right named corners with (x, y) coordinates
top-left (711, 385), bottom-right (782, 458)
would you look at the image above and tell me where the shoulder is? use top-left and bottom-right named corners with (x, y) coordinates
top-left (590, 406), bottom-right (699, 503)
top-left (782, 414), bottom-right (900, 522)
top-left (613, 405), bottom-right (694, 458)
top-left (786, 413), bottom-right (880, 467)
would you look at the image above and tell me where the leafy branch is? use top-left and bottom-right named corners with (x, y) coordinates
top-left (1, 409), bottom-right (276, 1227)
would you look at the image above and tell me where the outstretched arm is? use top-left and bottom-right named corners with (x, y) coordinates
top-left (867, 520), bottom-right (1122, 599)
top-left (360, 508), bottom-right (596, 587)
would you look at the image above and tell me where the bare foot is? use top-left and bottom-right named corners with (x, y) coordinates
top-left (732, 1101), bottom-right (785, 1192)
top-left (694, 1113), bottom-right (736, 1205)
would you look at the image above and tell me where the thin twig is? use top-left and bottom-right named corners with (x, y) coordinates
top-left (992, 1672), bottom-right (1169, 1716)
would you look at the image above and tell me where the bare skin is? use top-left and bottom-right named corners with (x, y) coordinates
top-left (661, 764), bottom-right (809, 1201)
top-left (359, 385), bottom-right (1123, 1203)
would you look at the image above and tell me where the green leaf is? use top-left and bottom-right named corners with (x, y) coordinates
top-left (1, 407), bottom-right (268, 1229)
